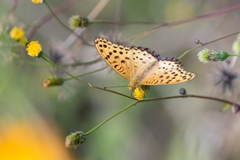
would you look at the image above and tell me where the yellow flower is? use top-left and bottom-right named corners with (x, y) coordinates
top-left (10, 27), bottom-right (25, 40)
top-left (19, 37), bottom-right (28, 46)
top-left (26, 41), bottom-right (42, 57)
top-left (133, 87), bottom-right (146, 100)
top-left (32, 0), bottom-right (43, 4)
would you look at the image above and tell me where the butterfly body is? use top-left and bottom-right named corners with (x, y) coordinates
top-left (94, 37), bottom-right (196, 90)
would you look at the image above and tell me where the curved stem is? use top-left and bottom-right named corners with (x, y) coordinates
top-left (178, 30), bottom-right (240, 59)
top-left (85, 101), bottom-right (138, 136)
top-left (64, 66), bottom-right (107, 81)
top-left (178, 45), bottom-right (202, 59)
top-left (128, 3), bottom-right (240, 42)
top-left (91, 20), bottom-right (165, 25)
top-left (28, 0), bottom-right (78, 39)
top-left (41, 54), bottom-right (133, 99)
top-left (141, 94), bottom-right (238, 106)
top-left (60, 58), bottom-right (102, 67)
top-left (43, 1), bottom-right (93, 46)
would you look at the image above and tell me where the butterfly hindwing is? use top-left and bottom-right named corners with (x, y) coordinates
top-left (140, 58), bottom-right (197, 85)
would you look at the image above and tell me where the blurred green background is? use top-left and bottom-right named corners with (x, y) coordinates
top-left (1, 0), bottom-right (240, 160)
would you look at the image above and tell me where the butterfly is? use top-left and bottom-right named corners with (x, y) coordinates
top-left (94, 37), bottom-right (196, 90)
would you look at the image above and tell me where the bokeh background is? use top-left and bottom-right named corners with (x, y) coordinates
top-left (1, 0), bottom-right (240, 160)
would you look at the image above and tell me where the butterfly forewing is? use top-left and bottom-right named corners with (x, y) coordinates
top-left (140, 59), bottom-right (197, 85)
top-left (94, 37), bottom-right (135, 80)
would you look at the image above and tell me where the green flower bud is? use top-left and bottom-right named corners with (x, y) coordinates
top-left (197, 48), bottom-right (230, 63)
top-left (65, 131), bottom-right (86, 148)
top-left (43, 76), bottom-right (64, 87)
top-left (68, 15), bottom-right (89, 29)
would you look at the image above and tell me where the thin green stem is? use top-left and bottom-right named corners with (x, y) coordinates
top-left (178, 30), bottom-right (240, 59)
top-left (85, 101), bottom-right (138, 136)
top-left (228, 54), bottom-right (240, 57)
top-left (84, 93), bottom-right (239, 136)
top-left (178, 45), bottom-right (202, 59)
top-left (90, 20), bottom-right (165, 25)
top-left (141, 94), bottom-right (239, 106)
top-left (60, 58), bottom-right (102, 67)
top-left (64, 66), bottom-right (107, 81)
top-left (41, 54), bottom-right (133, 99)
top-left (43, 1), bottom-right (93, 46)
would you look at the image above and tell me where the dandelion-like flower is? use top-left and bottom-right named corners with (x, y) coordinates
top-left (198, 48), bottom-right (229, 63)
top-left (26, 41), bottom-right (42, 57)
top-left (10, 27), bottom-right (25, 40)
top-left (68, 15), bottom-right (89, 29)
top-left (210, 63), bottom-right (240, 99)
top-left (133, 88), bottom-right (145, 100)
top-left (32, 0), bottom-right (44, 4)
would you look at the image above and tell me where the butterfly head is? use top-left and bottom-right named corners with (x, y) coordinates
top-left (128, 82), bottom-right (139, 90)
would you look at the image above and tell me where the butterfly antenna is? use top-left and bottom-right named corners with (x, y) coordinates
top-left (103, 86), bottom-right (128, 90)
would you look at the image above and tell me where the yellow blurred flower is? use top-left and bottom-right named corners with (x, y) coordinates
top-left (0, 120), bottom-right (74, 160)
top-left (32, 0), bottom-right (43, 4)
top-left (10, 27), bottom-right (25, 40)
top-left (26, 41), bottom-right (42, 57)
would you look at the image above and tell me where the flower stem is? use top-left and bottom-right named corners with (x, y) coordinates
top-left (60, 58), bottom-right (102, 67)
top-left (41, 54), bottom-right (133, 99)
top-left (178, 45), bottom-right (202, 59)
top-left (128, 3), bottom-right (240, 42)
top-left (90, 20), bottom-right (165, 25)
top-left (141, 94), bottom-right (238, 106)
top-left (228, 54), bottom-right (240, 57)
top-left (178, 30), bottom-right (240, 59)
top-left (85, 101), bottom-right (138, 136)
top-left (43, 1), bottom-right (93, 46)
top-left (63, 66), bottom-right (107, 81)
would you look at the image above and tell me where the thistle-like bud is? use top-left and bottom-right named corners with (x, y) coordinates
top-left (197, 48), bottom-right (230, 63)
top-left (179, 87), bottom-right (187, 95)
top-left (65, 131), bottom-right (86, 148)
top-left (43, 76), bottom-right (64, 87)
top-left (68, 15), bottom-right (89, 29)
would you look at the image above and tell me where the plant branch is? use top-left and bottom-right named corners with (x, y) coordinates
top-left (43, 1), bottom-right (93, 46)
top-left (85, 101), bottom-right (138, 136)
top-left (28, 0), bottom-right (78, 39)
top-left (128, 3), bottom-right (240, 42)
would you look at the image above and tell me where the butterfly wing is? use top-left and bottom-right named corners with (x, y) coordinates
top-left (129, 46), bottom-right (159, 73)
top-left (94, 37), bottom-right (135, 80)
top-left (140, 58), bottom-right (197, 85)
